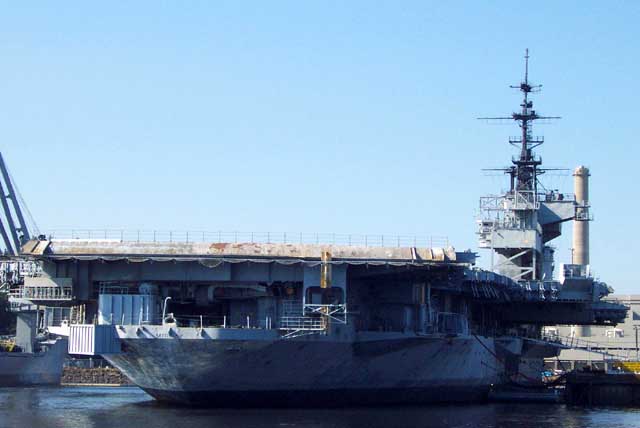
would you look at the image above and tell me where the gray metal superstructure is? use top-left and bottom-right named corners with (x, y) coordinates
top-left (0, 339), bottom-right (66, 387)
top-left (478, 50), bottom-right (576, 284)
top-left (13, 51), bottom-right (628, 405)
top-left (0, 153), bottom-right (66, 387)
top-left (544, 295), bottom-right (640, 368)
top-left (0, 258), bottom-right (67, 387)
top-left (476, 51), bottom-right (613, 316)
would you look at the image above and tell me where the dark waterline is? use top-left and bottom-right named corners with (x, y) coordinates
top-left (2, 386), bottom-right (640, 428)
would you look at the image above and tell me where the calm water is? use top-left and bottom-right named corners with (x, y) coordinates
top-left (1, 387), bottom-right (640, 428)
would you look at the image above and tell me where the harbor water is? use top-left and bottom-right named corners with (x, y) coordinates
top-left (2, 387), bottom-right (640, 428)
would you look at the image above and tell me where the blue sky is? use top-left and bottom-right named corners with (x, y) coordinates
top-left (1, 2), bottom-right (638, 293)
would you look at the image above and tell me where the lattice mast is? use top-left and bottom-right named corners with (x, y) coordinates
top-left (479, 49), bottom-right (560, 195)
top-left (477, 50), bottom-right (569, 282)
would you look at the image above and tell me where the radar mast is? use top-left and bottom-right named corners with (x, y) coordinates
top-left (477, 50), bottom-right (572, 283)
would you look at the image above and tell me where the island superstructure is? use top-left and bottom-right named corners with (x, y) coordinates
top-left (477, 49), bottom-right (585, 285)
top-left (10, 52), bottom-right (627, 405)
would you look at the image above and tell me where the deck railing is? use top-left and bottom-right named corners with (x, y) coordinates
top-left (46, 229), bottom-right (449, 248)
top-left (279, 316), bottom-right (326, 331)
top-left (541, 333), bottom-right (632, 360)
top-left (304, 303), bottom-right (347, 324)
top-left (9, 300), bottom-right (37, 312)
top-left (14, 286), bottom-right (73, 301)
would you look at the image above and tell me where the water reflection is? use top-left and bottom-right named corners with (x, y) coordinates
top-left (1, 387), bottom-right (640, 428)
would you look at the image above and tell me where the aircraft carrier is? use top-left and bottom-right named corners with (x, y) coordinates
top-left (8, 51), bottom-right (628, 405)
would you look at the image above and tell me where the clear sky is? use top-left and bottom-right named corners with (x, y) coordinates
top-left (1, 2), bottom-right (638, 293)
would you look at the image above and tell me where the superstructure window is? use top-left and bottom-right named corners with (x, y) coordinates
top-left (606, 328), bottom-right (624, 338)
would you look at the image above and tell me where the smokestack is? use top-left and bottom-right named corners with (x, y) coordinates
top-left (572, 166), bottom-right (590, 266)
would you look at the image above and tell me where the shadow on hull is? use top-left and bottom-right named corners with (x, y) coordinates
top-left (144, 386), bottom-right (490, 408)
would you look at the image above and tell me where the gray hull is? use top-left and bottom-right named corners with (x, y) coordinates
top-left (0, 339), bottom-right (67, 387)
top-left (143, 385), bottom-right (488, 407)
top-left (106, 334), bottom-right (502, 407)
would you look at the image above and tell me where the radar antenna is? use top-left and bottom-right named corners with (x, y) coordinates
top-left (478, 49), bottom-right (561, 194)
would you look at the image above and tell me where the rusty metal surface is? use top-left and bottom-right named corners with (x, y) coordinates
top-left (20, 238), bottom-right (458, 264)
top-left (21, 239), bottom-right (50, 255)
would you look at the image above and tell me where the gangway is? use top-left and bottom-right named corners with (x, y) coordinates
top-left (544, 333), bottom-right (631, 361)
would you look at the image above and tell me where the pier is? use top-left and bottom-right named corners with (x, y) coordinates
top-left (566, 368), bottom-right (640, 406)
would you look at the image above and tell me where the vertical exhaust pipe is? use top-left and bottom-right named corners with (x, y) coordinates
top-left (573, 166), bottom-right (591, 338)
top-left (573, 166), bottom-right (590, 266)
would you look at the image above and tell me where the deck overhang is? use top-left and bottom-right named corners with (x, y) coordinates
top-left (21, 238), bottom-right (470, 267)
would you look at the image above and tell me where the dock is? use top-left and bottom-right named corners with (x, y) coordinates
top-left (566, 363), bottom-right (640, 406)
